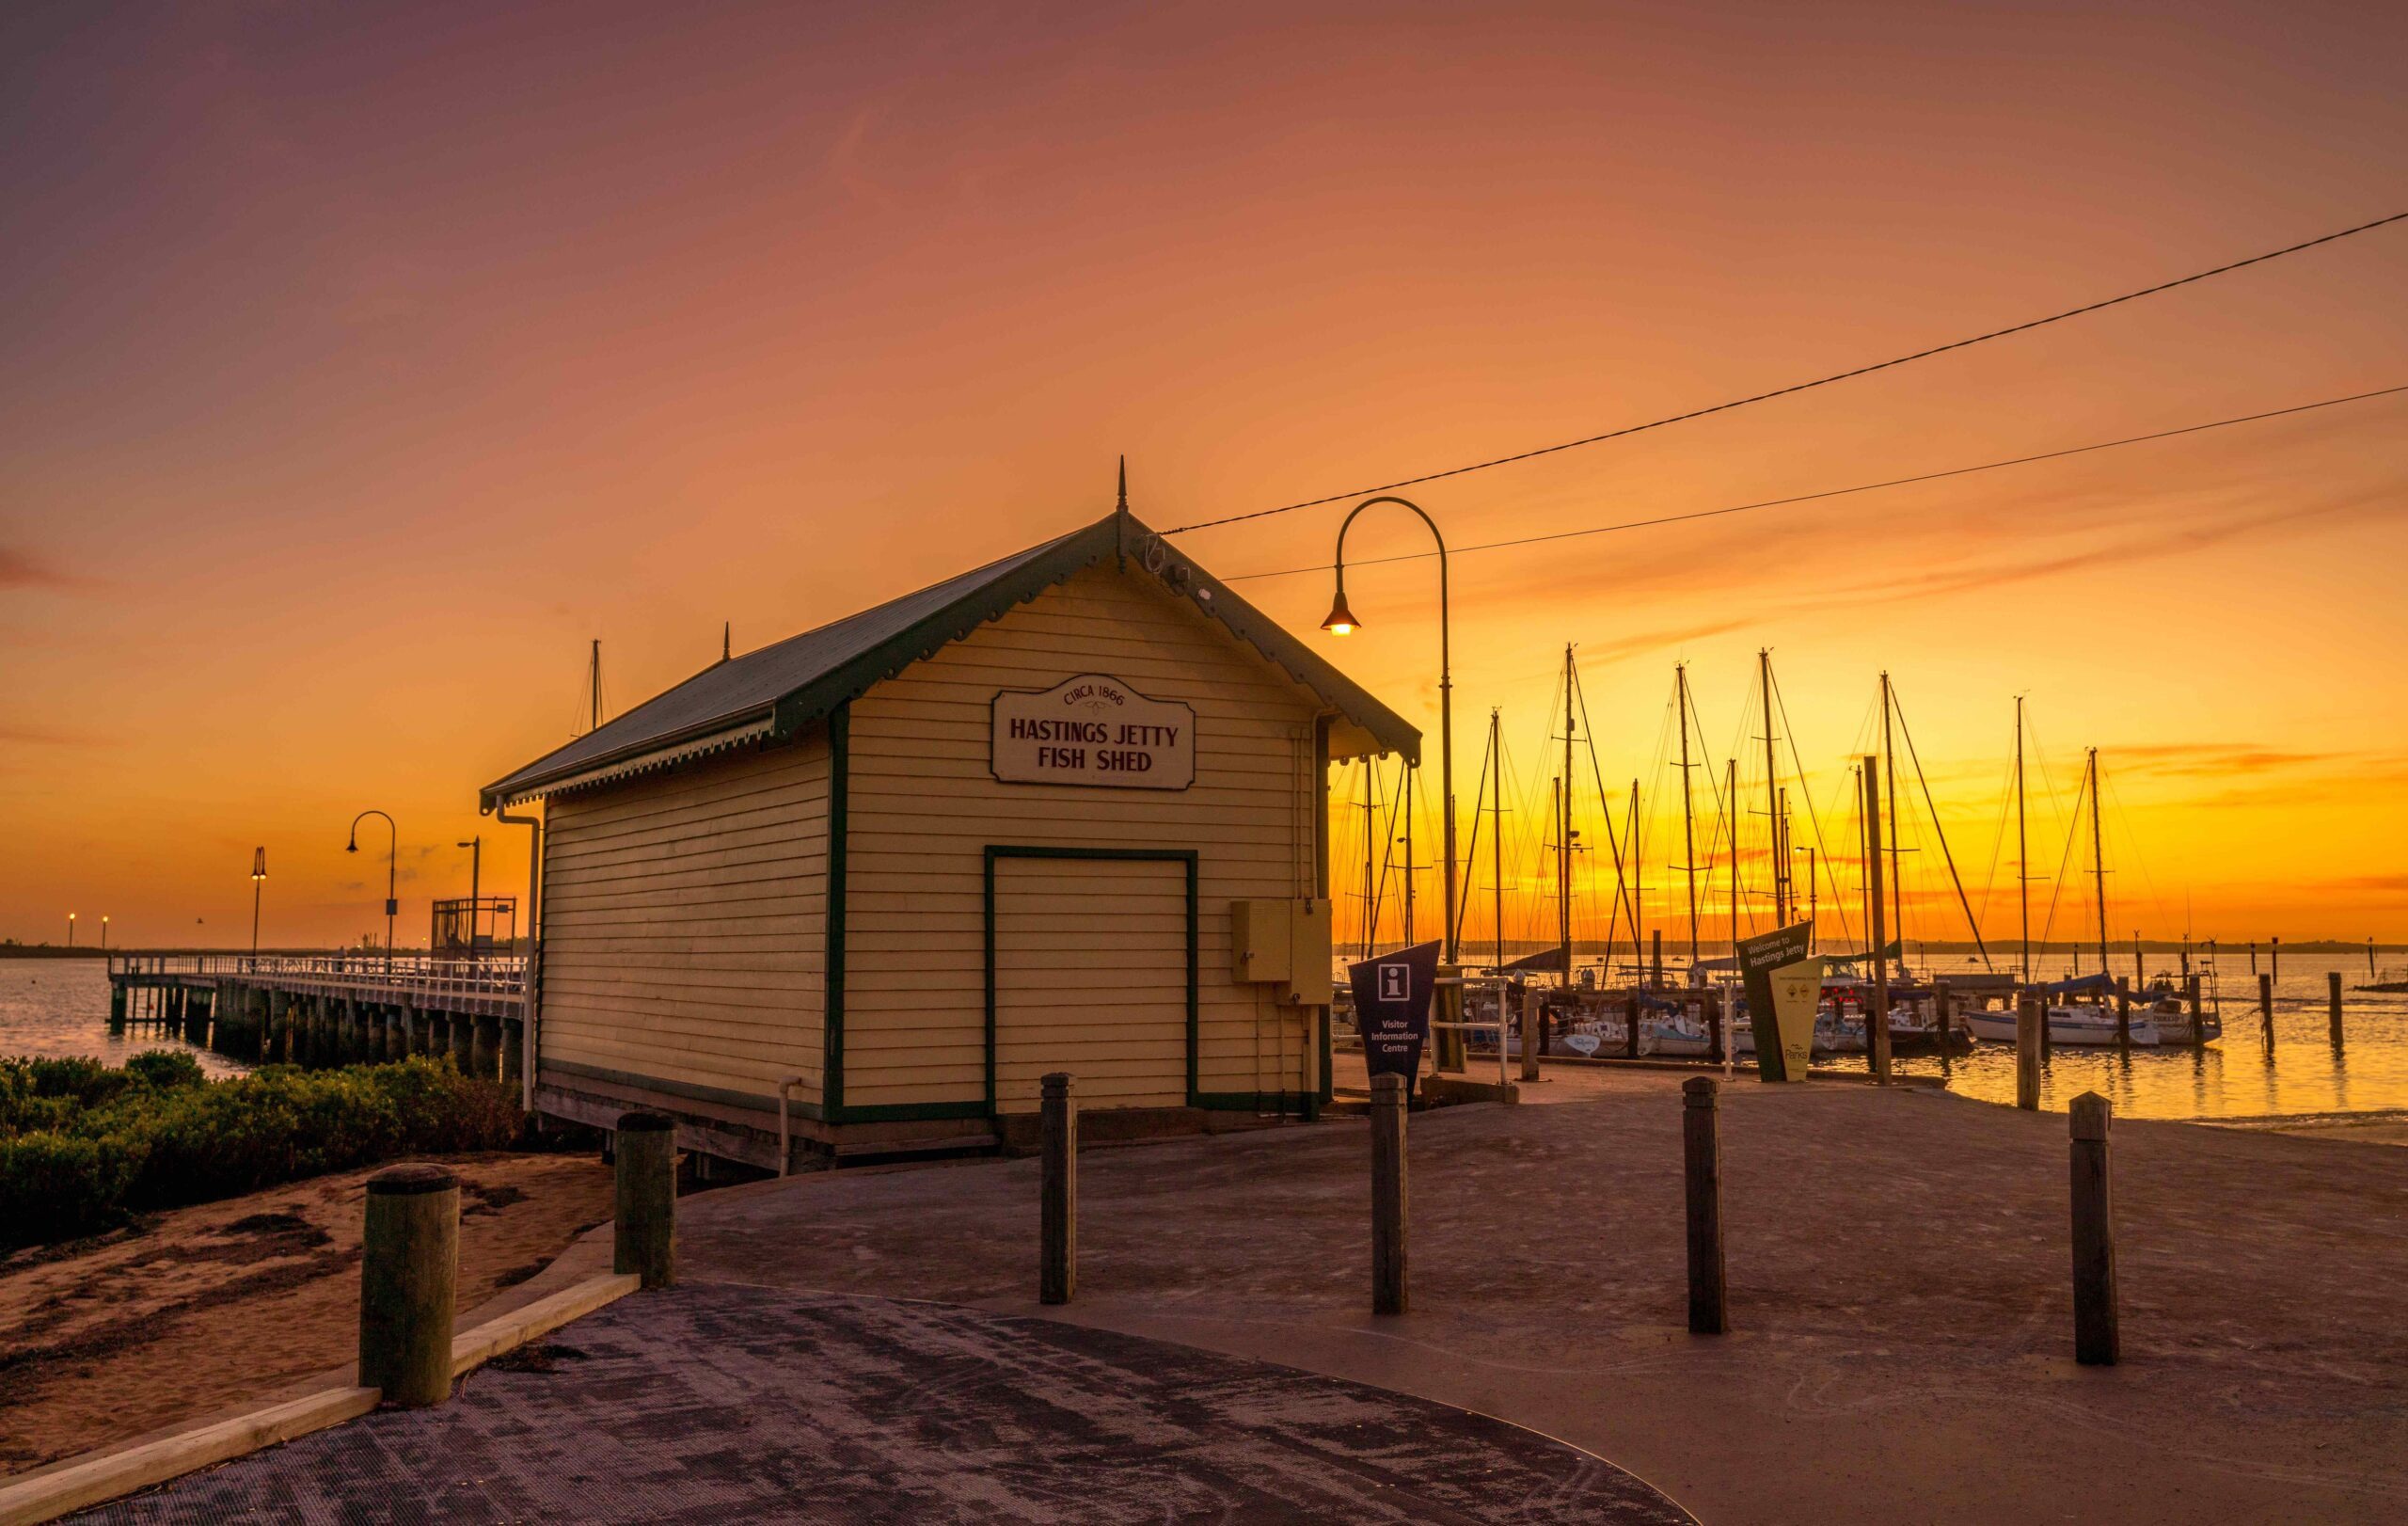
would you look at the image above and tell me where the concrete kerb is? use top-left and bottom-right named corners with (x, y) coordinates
top-left (0, 1251), bottom-right (642, 1525)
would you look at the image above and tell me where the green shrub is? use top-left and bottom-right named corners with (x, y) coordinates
top-left (123, 1049), bottom-right (205, 1091)
top-left (0, 1055), bottom-right (525, 1249)
top-left (0, 1131), bottom-right (146, 1249)
top-left (26, 1056), bottom-right (131, 1108)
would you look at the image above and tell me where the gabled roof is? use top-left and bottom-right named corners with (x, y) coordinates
top-left (481, 512), bottom-right (1420, 810)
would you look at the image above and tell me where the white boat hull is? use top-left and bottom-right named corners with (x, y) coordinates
top-left (1961, 1007), bottom-right (2162, 1046)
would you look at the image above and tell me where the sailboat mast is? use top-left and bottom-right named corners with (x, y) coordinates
top-left (2090, 747), bottom-right (2109, 979)
top-left (1629, 780), bottom-right (1643, 986)
top-left (1759, 649), bottom-right (1781, 923)
top-left (1552, 776), bottom-right (1568, 984)
top-left (589, 639), bottom-right (602, 732)
top-left (1562, 646), bottom-right (1576, 986)
top-left (1491, 708), bottom-right (1505, 974)
top-left (1677, 665), bottom-right (1701, 965)
top-left (1882, 674), bottom-right (1904, 958)
top-left (1360, 760), bottom-right (1376, 961)
top-left (1726, 758), bottom-right (1739, 961)
top-left (2016, 697), bottom-right (2030, 986)
top-left (1402, 767), bottom-right (1416, 946)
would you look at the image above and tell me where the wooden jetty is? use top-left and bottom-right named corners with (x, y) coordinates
top-left (105, 953), bottom-right (529, 1085)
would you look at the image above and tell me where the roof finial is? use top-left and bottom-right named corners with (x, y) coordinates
top-left (721, 621), bottom-right (731, 662)
top-left (1114, 454), bottom-right (1130, 570)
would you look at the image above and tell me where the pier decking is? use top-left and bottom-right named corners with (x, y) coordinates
top-left (105, 955), bottom-right (529, 1082)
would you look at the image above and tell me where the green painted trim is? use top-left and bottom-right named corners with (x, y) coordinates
top-left (984, 845), bottom-right (1200, 1118)
top-left (824, 702), bottom-right (850, 1113)
top-left (761, 517), bottom-right (1419, 761)
top-left (825, 1100), bottom-right (992, 1123)
top-left (544, 1058), bottom-right (805, 1119)
top-left (1194, 1090), bottom-right (1304, 1113)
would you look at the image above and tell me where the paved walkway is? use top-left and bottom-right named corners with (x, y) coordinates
top-left (669, 1069), bottom-right (2408, 1524)
top-left (78, 1282), bottom-right (1687, 1524)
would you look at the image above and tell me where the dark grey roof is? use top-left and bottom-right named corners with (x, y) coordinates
top-left (481, 512), bottom-right (1418, 808)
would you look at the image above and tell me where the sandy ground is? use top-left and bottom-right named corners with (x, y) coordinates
top-left (0, 1152), bottom-right (612, 1472)
top-left (671, 1067), bottom-right (2408, 1525)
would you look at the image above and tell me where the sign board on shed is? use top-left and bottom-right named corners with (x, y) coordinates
top-left (990, 674), bottom-right (1196, 789)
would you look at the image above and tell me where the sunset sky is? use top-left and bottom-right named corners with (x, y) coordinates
top-left (4, 1), bottom-right (2403, 951)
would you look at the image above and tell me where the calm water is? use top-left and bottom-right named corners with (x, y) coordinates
top-left (8, 958), bottom-right (2407, 1121)
top-left (0, 961), bottom-right (249, 1077)
top-left (1877, 965), bottom-right (2408, 1121)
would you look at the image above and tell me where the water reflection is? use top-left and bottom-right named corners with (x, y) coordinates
top-left (1885, 969), bottom-right (2408, 1120)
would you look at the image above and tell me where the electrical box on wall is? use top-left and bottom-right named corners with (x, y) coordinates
top-left (1284, 898), bottom-right (1332, 1005)
top-left (1230, 898), bottom-right (1293, 983)
top-left (1230, 898), bottom-right (1333, 1005)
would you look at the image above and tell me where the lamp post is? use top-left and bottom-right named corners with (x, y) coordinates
top-left (67, 913), bottom-right (75, 950)
top-left (101, 915), bottom-right (108, 951)
top-left (456, 836), bottom-right (483, 964)
top-left (347, 811), bottom-right (400, 972)
top-left (250, 848), bottom-right (267, 966)
top-left (1321, 496), bottom-right (1456, 963)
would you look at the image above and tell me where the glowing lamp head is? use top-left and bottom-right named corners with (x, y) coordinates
top-left (1320, 587), bottom-right (1359, 637)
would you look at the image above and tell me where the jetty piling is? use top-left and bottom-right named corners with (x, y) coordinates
top-left (357, 1163), bottom-right (459, 1407)
top-left (613, 1111), bottom-right (677, 1291)
top-left (2328, 972), bottom-right (2344, 1049)
top-left (1370, 1073), bottom-right (1408, 1316)
top-left (2186, 975), bottom-right (2205, 1049)
top-left (1519, 990), bottom-right (1542, 1084)
top-left (2069, 1091), bottom-right (2118, 1366)
top-left (1040, 1073), bottom-right (1077, 1306)
top-left (2258, 973), bottom-right (2275, 1051)
top-left (1683, 1076), bottom-right (1727, 1335)
top-left (2115, 977), bottom-right (2131, 1050)
top-left (2015, 996), bottom-right (2041, 1111)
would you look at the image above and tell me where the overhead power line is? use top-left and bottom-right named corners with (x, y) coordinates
top-left (1218, 382), bottom-right (2408, 582)
top-left (1164, 211), bottom-right (2408, 536)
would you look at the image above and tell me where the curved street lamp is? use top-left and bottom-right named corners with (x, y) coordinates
top-left (1321, 496), bottom-right (1457, 963)
top-left (346, 810), bottom-right (399, 971)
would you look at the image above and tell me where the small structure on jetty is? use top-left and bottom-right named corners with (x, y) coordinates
top-left (479, 503), bottom-right (1418, 1169)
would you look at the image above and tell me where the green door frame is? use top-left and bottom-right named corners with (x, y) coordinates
top-left (983, 845), bottom-right (1199, 1115)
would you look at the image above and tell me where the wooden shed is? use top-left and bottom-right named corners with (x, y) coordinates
top-left (481, 505), bottom-right (1418, 1168)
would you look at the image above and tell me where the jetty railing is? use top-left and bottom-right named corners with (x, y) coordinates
top-left (106, 952), bottom-right (527, 1009)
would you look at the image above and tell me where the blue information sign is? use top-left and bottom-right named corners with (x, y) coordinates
top-left (1349, 940), bottom-right (1442, 1083)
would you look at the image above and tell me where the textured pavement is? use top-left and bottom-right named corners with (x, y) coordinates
top-left (77, 1280), bottom-right (1687, 1524)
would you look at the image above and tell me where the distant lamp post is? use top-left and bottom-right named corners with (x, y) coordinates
top-left (347, 810), bottom-right (400, 971)
top-left (456, 836), bottom-right (483, 964)
top-left (101, 915), bottom-right (108, 952)
top-left (67, 912), bottom-right (75, 950)
top-left (1322, 496), bottom-right (1456, 962)
top-left (250, 848), bottom-right (267, 965)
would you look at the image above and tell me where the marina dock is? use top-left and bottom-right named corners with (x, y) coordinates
top-left (103, 955), bottom-right (528, 1084)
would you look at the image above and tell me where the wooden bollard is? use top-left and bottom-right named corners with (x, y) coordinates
top-left (2258, 972), bottom-right (2275, 1050)
top-left (1519, 990), bottom-right (1542, 1083)
top-left (2328, 971), bottom-right (2344, 1049)
top-left (2015, 996), bottom-right (2042, 1111)
top-left (2068, 1091), bottom-right (2117, 1366)
top-left (2115, 977), bottom-right (2131, 1050)
top-left (1683, 1077), bottom-right (1727, 1335)
top-left (1040, 1073), bottom-right (1076, 1306)
top-left (613, 1111), bottom-right (676, 1290)
top-left (358, 1164), bottom-right (459, 1407)
top-left (1370, 1072), bottom-right (1408, 1316)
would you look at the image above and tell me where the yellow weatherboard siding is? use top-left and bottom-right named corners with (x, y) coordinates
top-left (539, 729), bottom-right (831, 1104)
top-left (844, 562), bottom-right (1323, 1113)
